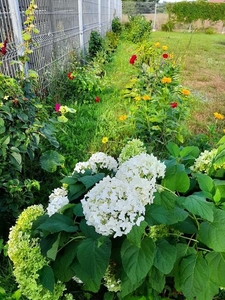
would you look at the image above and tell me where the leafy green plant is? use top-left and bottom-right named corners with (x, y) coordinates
top-left (88, 31), bottom-right (104, 59)
top-left (112, 17), bottom-right (122, 35)
top-left (123, 15), bottom-right (152, 43)
top-left (7, 137), bottom-right (225, 299)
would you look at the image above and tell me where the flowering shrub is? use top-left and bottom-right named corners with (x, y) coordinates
top-left (8, 137), bottom-right (225, 299)
top-left (122, 40), bottom-right (193, 150)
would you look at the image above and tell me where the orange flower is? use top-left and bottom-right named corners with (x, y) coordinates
top-left (142, 95), bottom-right (151, 101)
top-left (161, 77), bottom-right (172, 84)
top-left (119, 115), bottom-right (127, 121)
top-left (181, 89), bottom-right (191, 96)
top-left (214, 112), bottom-right (225, 120)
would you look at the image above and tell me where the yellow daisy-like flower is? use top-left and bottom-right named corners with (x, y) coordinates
top-left (214, 112), bottom-right (225, 120)
top-left (102, 137), bottom-right (109, 144)
top-left (119, 115), bottom-right (127, 121)
top-left (181, 89), bottom-right (191, 96)
top-left (161, 77), bottom-right (172, 84)
top-left (162, 45), bottom-right (168, 51)
top-left (142, 95), bottom-right (151, 101)
top-left (135, 95), bottom-right (141, 101)
top-left (154, 42), bottom-right (160, 47)
top-left (169, 53), bottom-right (174, 59)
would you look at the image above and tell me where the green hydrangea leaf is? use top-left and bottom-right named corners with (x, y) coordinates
top-left (38, 265), bottom-right (55, 292)
top-left (78, 173), bottom-right (105, 189)
top-left (77, 237), bottom-right (111, 289)
top-left (148, 266), bottom-right (165, 293)
top-left (199, 209), bottom-right (225, 252)
top-left (126, 221), bottom-right (148, 248)
top-left (179, 253), bottom-right (213, 299)
top-left (177, 194), bottom-right (214, 222)
top-left (162, 161), bottom-right (190, 193)
top-left (153, 239), bottom-right (177, 274)
top-left (37, 213), bottom-right (78, 233)
top-left (121, 237), bottom-right (155, 284)
top-left (145, 203), bottom-right (188, 225)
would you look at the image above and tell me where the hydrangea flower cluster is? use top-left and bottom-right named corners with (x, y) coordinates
top-left (190, 149), bottom-right (217, 174)
top-left (7, 205), bottom-right (68, 300)
top-left (47, 187), bottom-right (69, 216)
top-left (81, 153), bottom-right (166, 238)
top-left (73, 152), bottom-right (118, 175)
top-left (118, 138), bottom-right (147, 164)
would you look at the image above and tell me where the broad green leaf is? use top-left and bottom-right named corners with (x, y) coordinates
top-left (153, 239), bottom-right (177, 274)
top-left (68, 183), bottom-right (86, 200)
top-left (17, 112), bottom-right (28, 122)
top-left (162, 162), bottom-right (190, 193)
top-left (10, 152), bottom-right (22, 165)
top-left (0, 117), bottom-right (5, 134)
top-left (206, 252), bottom-right (225, 287)
top-left (121, 237), bottom-right (155, 283)
top-left (171, 216), bottom-right (198, 234)
top-left (78, 173), bottom-right (105, 189)
top-left (46, 233), bottom-right (61, 261)
top-left (199, 209), bottom-right (225, 252)
top-left (38, 266), bottom-right (55, 292)
top-left (79, 219), bottom-right (100, 239)
top-left (177, 194), bottom-right (214, 222)
top-left (213, 149), bottom-right (225, 168)
top-left (166, 142), bottom-right (180, 157)
top-left (153, 190), bottom-right (177, 210)
top-left (73, 203), bottom-right (84, 216)
top-left (195, 173), bottom-right (214, 194)
top-left (77, 237), bottom-right (111, 287)
top-left (179, 253), bottom-right (209, 299)
top-left (145, 204), bottom-right (188, 226)
top-left (37, 213), bottom-right (78, 233)
top-left (126, 221), bottom-right (148, 247)
top-left (120, 272), bottom-right (145, 298)
top-left (180, 145), bottom-right (199, 159)
top-left (22, 32), bottom-right (31, 41)
top-left (40, 150), bottom-right (65, 172)
top-left (148, 266), bottom-right (165, 293)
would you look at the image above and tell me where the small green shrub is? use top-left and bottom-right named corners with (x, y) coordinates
top-left (88, 31), bottom-right (104, 59)
top-left (123, 15), bottom-right (152, 43)
top-left (111, 17), bottom-right (122, 35)
top-left (161, 21), bottom-right (175, 32)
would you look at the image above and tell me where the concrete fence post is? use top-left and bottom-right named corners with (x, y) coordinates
top-left (78, 0), bottom-right (84, 56)
top-left (98, 0), bottom-right (101, 34)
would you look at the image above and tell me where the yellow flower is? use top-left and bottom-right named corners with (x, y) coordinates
top-left (135, 95), bottom-right (141, 101)
top-left (214, 112), bottom-right (225, 120)
top-left (181, 89), bottom-right (191, 96)
top-left (119, 115), bottom-right (127, 121)
top-left (223, 129), bottom-right (225, 134)
top-left (161, 77), bottom-right (172, 84)
top-left (102, 137), bottom-right (109, 144)
top-left (162, 45), bottom-right (168, 51)
top-left (4, 95), bottom-right (9, 100)
top-left (142, 95), bottom-right (151, 101)
top-left (154, 42), bottom-right (160, 47)
top-left (59, 105), bottom-right (69, 115)
top-left (169, 53), bottom-right (174, 59)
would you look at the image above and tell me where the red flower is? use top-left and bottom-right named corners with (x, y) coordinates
top-left (67, 72), bottom-right (74, 80)
top-left (55, 103), bottom-right (61, 112)
top-left (95, 96), bottom-right (100, 103)
top-left (129, 55), bottom-right (137, 65)
top-left (162, 53), bottom-right (168, 59)
top-left (0, 38), bottom-right (8, 56)
top-left (170, 102), bottom-right (178, 108)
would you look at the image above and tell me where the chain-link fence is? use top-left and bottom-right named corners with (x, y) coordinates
top-left (0, 0), bottom-right (122, 88)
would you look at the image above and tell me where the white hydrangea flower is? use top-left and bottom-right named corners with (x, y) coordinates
top-left (116, 153), bottom-right (166, 182)
top-left (88, 152), bottom-right (118, 173)
top-left (190, 149), bottom-right (217, 174)
top-left (72, 152), bottom-right (118, 175)
top-left (47, 187), bottom-right (69, 216)
top-left (81, 176), bottom-right (145, 238)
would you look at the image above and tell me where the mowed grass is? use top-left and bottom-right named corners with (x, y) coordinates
top-left (150, 31), bottom-right (225, 136)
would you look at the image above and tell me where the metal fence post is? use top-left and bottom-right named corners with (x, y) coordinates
top-left (8, 0), bottom-right (28, 74)
top-left (98, 0), bottom-right (102, 34)
top-left (108, 0), bottom-right (111, 30)
top-left (78, 0), bottom-right (84, 56)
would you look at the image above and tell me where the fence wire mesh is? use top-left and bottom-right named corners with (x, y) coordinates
top-left (0, 0), bottom-right (122, 89)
